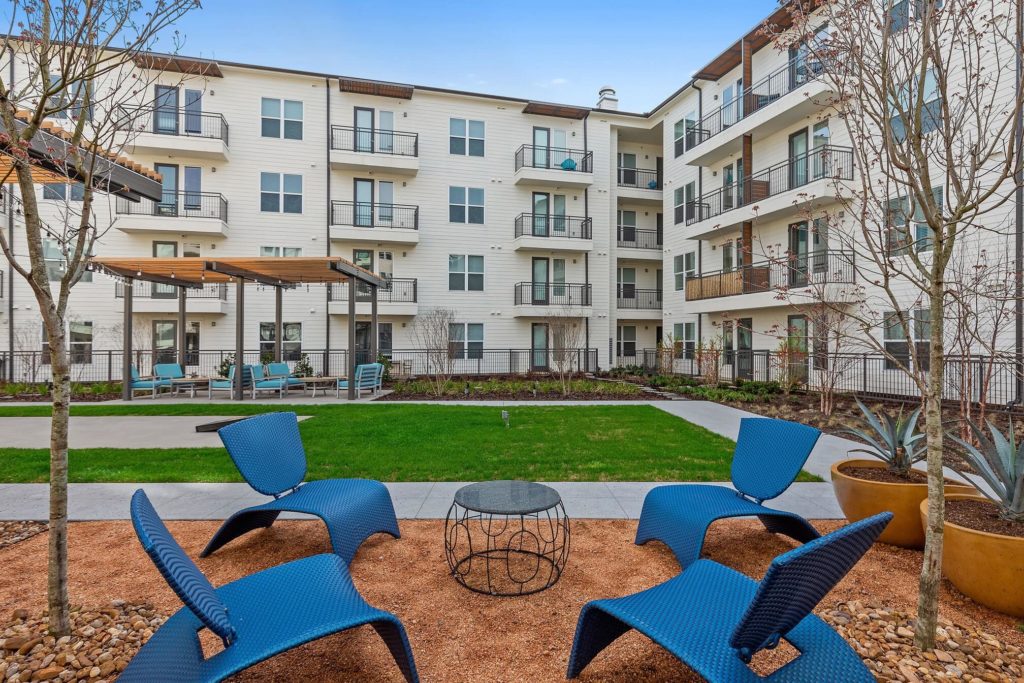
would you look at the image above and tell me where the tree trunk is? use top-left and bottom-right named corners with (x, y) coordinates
top-left (45, 319), bottom-right (71, 636)
top-left (915, 274), bottom-right (946, 650)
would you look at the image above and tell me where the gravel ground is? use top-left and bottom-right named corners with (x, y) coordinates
top-left (0, 519), bottom-right (1021, 682)
top-left (0, 523), bottom-right (47, 551)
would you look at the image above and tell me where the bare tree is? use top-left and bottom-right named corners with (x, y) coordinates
top-left (410, 307), bottom-right (457, 397)
top-left (771, 0), bottom-right (1024, 647)
top-left (0, 0), bottom-right (198, 634)
top-left (12, 320), bottom-right (42, 384)
top-left (544, 315), bottom-right (585, 396)
top-left (655, 331), bottom-right (677, 375)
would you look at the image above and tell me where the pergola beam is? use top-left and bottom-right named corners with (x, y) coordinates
top-left (92, 264), bottom-right (205, 289)
top-left (330, 260), bottom-right (387, 288)
top-left (205, 260), bottom-right (299, 288)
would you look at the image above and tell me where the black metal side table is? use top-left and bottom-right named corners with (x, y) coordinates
top-left (445, 480), bottom-right (570, 596)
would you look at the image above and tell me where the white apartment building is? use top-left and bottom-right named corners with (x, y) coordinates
top-left (2, 2), bottom-right (1021, 387)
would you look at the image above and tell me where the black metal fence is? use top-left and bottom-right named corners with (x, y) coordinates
top-left (617, 288), bottom-right (662, 310)
top-left (685, 250), bottom-right (856, 302)
top-left (114, 282), bottom-right (228, 300)
top-left (327, 278), bottom-right (417, 303)
top-left (117, 105), bottom-right (229, 144)
top-left (330, 201), bottom-right (419, 230)
top-left (330, 125), bottom-right (419, 157)
top-left (617, 167), bottom-right (661, 190)
top-left (514, 145), bottom-right (593, 173)
top-left (513, 282), bottom-right (592, 307)
top-left (617, 227), bottom-right (662, 250)
top-left (689, 55), bottom-right (829, 150)
top-left (115, 192), bottom-right (228, 222)
top-left (687, 146), bottom-right (854, 225)
top-left (620, 349), bottom-right (1023, 406)
top-left (514, 213), bottom-right (592, 240)
top-left (0, 348), bottom-right (599, 384)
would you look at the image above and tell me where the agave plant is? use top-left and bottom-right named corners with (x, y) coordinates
top-left (947, 418), bottom-right (1024, 523)
top-left (841, 399), bottom-right (925, 476)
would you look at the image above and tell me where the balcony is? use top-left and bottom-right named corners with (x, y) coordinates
top-left (617, 288), bottom-right (662, 320)
top-left (616, 167), bottom-right (662, 204)
top-left (329, 201), bottom-right (419, 245)
top-left (513, 145), bottom-right (594, 188)
top-left (684, 250), bottom-right (856, 313)
top-left (616, 227), bottom-right (663, 260)
top-left (685, 146), bottom-right (853, 239)
top-left (512, 213), bottom-right (592, 252)
top-left (329, 125), bottom-right (419, 175)
top-left (327, 278), bottom-right (418, 317)
top-left (115, 281), bottom-right (228, 314)
top-left (682, 56), bottom-right (834, 167)
top-left (512, 282), bottom-right (592, 317)
top-left (116, 105), bottom-right (229, 160)
top-left (114, 192), bottom-right (229, 236)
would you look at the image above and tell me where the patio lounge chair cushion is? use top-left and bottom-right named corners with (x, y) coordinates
top-left (560, 157), bottom-right (577, 170)
top-left (209, 365), bottom-right (254, 390)
top-left (266, 362), bottom-right (304, 386)
top-left (201, 412), bottom-right (400, 564)
top-left (122, 490), bottom-right (419, 683)
top-left (153, 363), bottom-right (185, 380)
top-left (130, 367), bottom-right (170, 391)
top-left (635, 418), bottom-right (822, 568)
top-left (338, 363), bottom-right (383, 391)
top-left (568, 513), bottom-right (892, 682)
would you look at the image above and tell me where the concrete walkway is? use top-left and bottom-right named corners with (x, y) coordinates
top-left (0, 481), bottom-right (843, 521)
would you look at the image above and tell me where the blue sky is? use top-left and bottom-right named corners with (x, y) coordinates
top-left (165, 1), bottom-right (776, 113)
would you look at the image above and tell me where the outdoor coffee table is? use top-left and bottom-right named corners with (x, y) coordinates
top-left (171, 376), bottom-right (210, 398)
top-left (296, 376), bottom-right (339, 398)
top-left (445, 480), bottom-right (570, 596)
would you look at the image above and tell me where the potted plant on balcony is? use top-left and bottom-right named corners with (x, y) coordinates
top-left (935, 419), bottom-right (1024, 616)
top-left (831, 399), bottom-right (972, 548)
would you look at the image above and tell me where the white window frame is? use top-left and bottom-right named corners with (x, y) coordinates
top-left (448, 186), bottom-right (485, 224)
top-left (261, 97), bottom-right (303, 140)
top-left (448, 322), bottom-right (484, 359)
top-left (448, 254), bottom-right (484, 291)
top-left (260, 246), bottom-right (303, 257)
top-left (449, 118), bottom-right (485, 157)
top-left (259, 321), bottom-right (302, 360)
top-left (260, 172), bottom-right (303, 214)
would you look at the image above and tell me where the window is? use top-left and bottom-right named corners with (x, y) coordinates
top-left (886, 187), bottom-right (941, 255)
top-left (260, 173), bottom-right (302, 213)
top-left (673, 322), bottom-right (696, 359)
top-left (449, 118), bottom-right (485, 156)
top-left (47, 75), bottom-right (92, 121)
top-left (69, 321), bottom-right (93, 364)
top-left (259, 322), bottom-right (302, 361)
top-left (673, 252), bottom-right (696, 291)
top-left (261, 98), bottom-right (303, 139)
top-left (889, 67), bottom-right (942, 140)
top-left (882, 309), bottom-right (930, 370)
top-left (449, 323), bottom-right (483, 359)
top-left (42, 239), bottom-right (91, 282)
top-left (42, 183), bottom-right (84, 201)
top-left (448, 254), bottom-right (484, 291)
top-left (722, 241), bottom-right (735, 272)
top-left (617, 325), bottom-right (637, 359)
top-left (379, 322), bottom-right (393, 358)
top-left (259, 246), bottom-right (302, 257)
top-left (448, 186), bottom-right (484, 223)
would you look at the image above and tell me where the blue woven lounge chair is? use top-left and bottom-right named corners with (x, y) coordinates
top-left (568, 513), bottom-right (892, 682)
top-left (129, 366), bottom-right (171, 399)
top-left (121, 490), bottom-right (418, 683)
top-left (336, 362), bottom-right (384, 398)
top-left (636, 418), bottom-right (822, 568)
top-left (208, 365), bottom-right (254, 399)
top-left (201, 412), bottom-right (400, 564)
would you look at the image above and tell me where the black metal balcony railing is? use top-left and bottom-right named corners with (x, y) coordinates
top-left (617, 288), bottom-right (662, 309)
top-left (330, 125), bottom-right (419, 157)
top-left (117, 105), bottom-right (229, 144)
top-left (617, 227), bottom-right (662, 250)
top-left (327, 278), bottom-right (418, 303)
top-left (115, 281), bottom-right (228, 300)
top-left (685, 250), bottom-right (855, 302)
top-left (617, 167), bottom-right (661, 190)
top-left (115, 192), bottom-right (229, 222)
top-left (686, 146), bottom-right (854, 226)
top-left (514, 282), bottom-right (592, 306)
top-left (689, 55), bottom-right (829, 150)
top-left (330, 201), bottom-right (419, 230)
top-left (514, 145), bottom-right (593, 173)
top-left (514, 213), bottom-right (592, 240)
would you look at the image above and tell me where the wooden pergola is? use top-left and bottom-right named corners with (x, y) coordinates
top-left (88, 256), bottom-right (386, 400)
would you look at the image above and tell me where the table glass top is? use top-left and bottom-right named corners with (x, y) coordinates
top-left (454, 480), bottom-right (561, 514)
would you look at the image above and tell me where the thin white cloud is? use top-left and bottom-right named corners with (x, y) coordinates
top-left (534, 77), bottom-right (569, 89)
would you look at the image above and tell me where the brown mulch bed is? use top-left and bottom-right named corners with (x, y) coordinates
top-left (1, 520), bottom-right (1022, 682)
top-left (947, 498), bottom-right (1024, 539)
top-left (0, 522), bottom-right (47, 550)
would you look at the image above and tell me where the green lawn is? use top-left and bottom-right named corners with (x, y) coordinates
top-left (0, 404), bottom-right (821, 483)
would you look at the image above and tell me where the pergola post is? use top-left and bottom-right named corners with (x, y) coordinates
top-left (121, 279), bottom-right (133, 401)
top-left (177, 287), bottom-right (187, 368)
top-left (234, 278), bottom-right (245, 401)
top-left (348, 274), bottom-right (356, 400)
top-left (370, 285), bottom-right (379, 361)
top-left (274, 286), bottom-right (283, 363)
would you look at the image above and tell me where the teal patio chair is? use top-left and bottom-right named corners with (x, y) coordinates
top-left (154, 363), bottom-right (188, 395)
top-left (336, 362), bottom-right (383, 398)
top-left (251, 365), bottom-right (288, 399)
top-left (130, 366), bottom-right (171, 399)
top-left (266, 362), bottom-right (304, 392)
top-left (208, 365), bottom-right (254, 399)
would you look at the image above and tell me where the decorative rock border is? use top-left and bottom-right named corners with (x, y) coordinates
top-left (0, 523), bottom-right (47, 551)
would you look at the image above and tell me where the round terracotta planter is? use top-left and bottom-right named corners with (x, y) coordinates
top-left (921, 494), bottom-right (1024, 617)
top-left (831, 459), bottom-right (973, 549)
